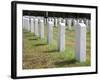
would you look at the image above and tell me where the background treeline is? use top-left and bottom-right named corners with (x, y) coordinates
top-left (23, 10), bottom-right (91, 19)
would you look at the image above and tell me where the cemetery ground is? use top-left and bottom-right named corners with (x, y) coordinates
top-left (23, 25), bottom-right (91, 69)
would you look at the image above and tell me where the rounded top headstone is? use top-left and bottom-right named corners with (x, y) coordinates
top-left (35, 18), bottom-right (38, 21)
top-left (59, 22), bottom-right (65, 26)
top-left (77, 23), bottom-right (86, 28)
top-left (40, 19), bottom-right (44, 22)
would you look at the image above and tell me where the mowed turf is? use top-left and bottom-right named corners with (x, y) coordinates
top-left (22, 25), bottom-right (91, 69)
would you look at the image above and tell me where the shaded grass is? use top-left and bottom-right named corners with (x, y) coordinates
top-left (22, 25), bottom-right (91, 69)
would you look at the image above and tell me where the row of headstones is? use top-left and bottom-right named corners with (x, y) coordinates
top-left (23, 16), bottom-right (87, 62)
top-left (45, 17), bottom-right (90, 31)
top-left (23, 16), bottom-right (91, 31)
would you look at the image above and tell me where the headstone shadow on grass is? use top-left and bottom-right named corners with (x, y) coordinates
top-left (44, 49), bottom-right (58, 53)
top-left (34, 43), bottom-right (47, 46)
top-left (23, 31), bottom-right (29, 33)
top-left (24, 34), bottom-right (33, 37)
top-left (54, 59), bottom-right (77, 67)
top-left (29, 38), bottom-right (38, 40)
top-left (28, 36), bottom-right (40, 40)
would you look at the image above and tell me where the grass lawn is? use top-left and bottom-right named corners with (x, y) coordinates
top-left (22, 25), bottom-right (91, 69)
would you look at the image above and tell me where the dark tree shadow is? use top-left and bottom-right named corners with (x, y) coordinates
top-left (54, 59), bottom-right (77, 67)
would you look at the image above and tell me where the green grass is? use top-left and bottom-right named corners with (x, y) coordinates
top-left (22, 25), bottom-right (91, 69)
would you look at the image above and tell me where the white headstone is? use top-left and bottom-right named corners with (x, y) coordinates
top-left (58, 21), bottom-right (65, 52)
top-left (73, 19), bottom-right (77, 28)
top-left (75, 22), bottom-right (86, 62)
top-left (86, 19), bottom-right (91, 31)
top-left (58, 18), bottom-right (62, 23)
top-left (51, 18), bottom-right (54, 26)
top-left (39, 19), bottom-right (44, 39)
top-left (24, 17), bottom-right (27, 30)
top-left (67, 18), bottom-right (72, 30)
top-left (88, 20), bottom-right (91, 31)
top-left (47, 20), bottom-right (54, 44)
top-left (55, 18), bottom-right (58, 27)
top-left (44, 18), bottom-right (47, 24)
top-left (30, 17), bottom-right (34, 33)
top-left (22, 16), bottom-right (25, 29)
top-left (65, 18), bottom-right (68, 29)
top-left (63, 18), bottom-right (65, 24)
top-left (34, 18), bottom-right (39, 36)
top-left (26, 17), bottom-right (30, 31)
top-left (23, 16), bottom-right (28, 30)
top-left (23, 16), bottom-right (30, 31)
top-left (80, 19), bottom-right (84, 23)
top-left (28, 16), bottom-right (31, 32)
top-left (77, 19), bottom-right (80, 23)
